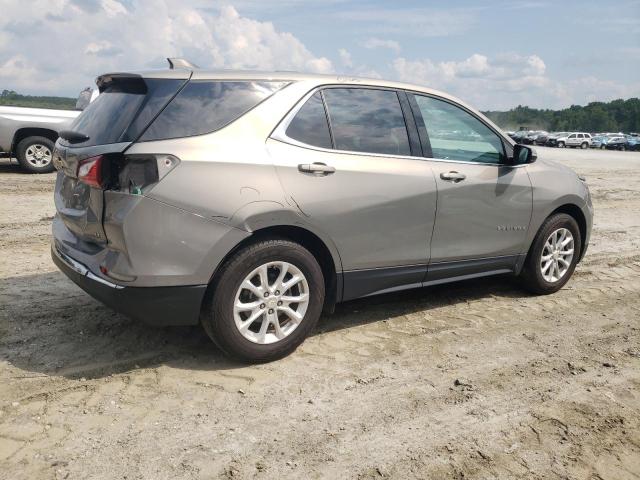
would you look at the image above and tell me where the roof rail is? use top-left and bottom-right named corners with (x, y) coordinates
top-left (167, 58), bottom-right (199, 70)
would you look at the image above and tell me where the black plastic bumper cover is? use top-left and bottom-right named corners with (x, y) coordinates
top-left (52, 246), bottom-right (207, 326)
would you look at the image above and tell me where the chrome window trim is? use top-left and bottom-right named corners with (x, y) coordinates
top-left (271, 84), bottom-right (524, 168)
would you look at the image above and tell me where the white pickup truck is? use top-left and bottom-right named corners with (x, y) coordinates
top-left (0, 89), bottom-right (97, 173)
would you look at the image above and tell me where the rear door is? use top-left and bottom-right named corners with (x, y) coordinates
top-left (270, 86), bottom-right (437, 300)
top-left (407, 93), bottom-right (532, 279)
top-left (53, 75), bottom-right (186, 244)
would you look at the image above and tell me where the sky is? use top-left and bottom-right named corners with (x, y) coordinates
top-left (1, 0), bottom-right (639, 110)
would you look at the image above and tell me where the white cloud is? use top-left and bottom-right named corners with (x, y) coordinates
top-left (361, 38), bottom-right (401, 54)
top-left (391, 52), bottom-right (639, 109)
top-left (338, 48), bottom-right (353, 68)
top-left (0, 1), bottom-right (333, 96)
top-left (393, 53), bottom-right (556, 109)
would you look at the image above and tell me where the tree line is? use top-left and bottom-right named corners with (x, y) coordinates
top-left (0, 89), bottom-right (76, 110)
top-left (483, 98), bottom-right (640, 133)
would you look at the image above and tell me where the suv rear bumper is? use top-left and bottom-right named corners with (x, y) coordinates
top-left (52, 244), bottom-right (206, 326)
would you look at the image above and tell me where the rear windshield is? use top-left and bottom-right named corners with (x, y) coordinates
top-left (140, 80), bottom-right (288, 141)
top-left (65, 78), bottom-right (185, 147)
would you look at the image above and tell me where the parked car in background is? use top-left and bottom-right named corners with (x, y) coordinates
top-left (510, 130), bottom-right (529, 143)
top-left (605, 136), bottom-right (629, 151)
top-left (522, 131), bottom-right (546, 145)
top-left (590, 135), bottom-right (608, 149)
top-left (534, 132), bottom-right (551, 146)
top-left (564, 132), bottom-right (592, 149)
top-left (0, 89), bottom-right (97, 173)
top-left (625, 135), bottom-right (639, 151)
top-left (545, 132), bottom-right (568, 147)
top-left (50, 63), bottom-right (592, 361)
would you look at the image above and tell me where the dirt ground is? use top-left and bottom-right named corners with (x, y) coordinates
top-left (1, 147), bottom-right (639, 480)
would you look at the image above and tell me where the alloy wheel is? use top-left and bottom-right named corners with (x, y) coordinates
top-left (25, 144), bottom-right (53, 168)
top-left (233, 261), bottom-right (310, 344)
top-left (540, 228), bottom-right (574, 283)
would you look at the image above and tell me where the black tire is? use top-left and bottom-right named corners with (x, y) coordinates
top-left (201, 239), bottom-right (325, 363)
top-left (15, 136), bottom-right (56, 173)
top-left (581, 142), bottom-right (588, 149)
top-left (557, 141), bottom-right (565, 148)
top-left (519, 213), bottom-right (582, 295)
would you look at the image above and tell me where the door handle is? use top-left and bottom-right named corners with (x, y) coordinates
top-left (298, 162), bottom-right (336, 175)
top-left (440, 171), bottom-right (466, 183)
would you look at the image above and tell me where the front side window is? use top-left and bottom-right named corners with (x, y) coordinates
top-left (285, 92), bottom-right (332, 149)
top-left (322, 88), bottom-right (411, 156)
top-left (141, 80), bottom-right (287, 141)
top-left (411, 94), bottom-right (505, 164)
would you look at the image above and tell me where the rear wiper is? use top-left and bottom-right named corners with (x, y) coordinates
top-left (59, 129), bottom-right (90, 143)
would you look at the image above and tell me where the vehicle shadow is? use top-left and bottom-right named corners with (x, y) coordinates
top-left (0, 270), bottom-right (526, 380)
top-left (0, 159), bottom-right (19, 173)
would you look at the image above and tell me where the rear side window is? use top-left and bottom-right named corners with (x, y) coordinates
top-left (322, 88), bottom-right (411, 156)
top-left (285, 92), bottom-right (332, 149)
top-left (141, 81), bottom-right (288, 141)
top-left (67, 78), bottom-right (184, 147)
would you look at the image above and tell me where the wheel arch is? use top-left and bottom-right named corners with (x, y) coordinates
top-left (549, 204), bottom-right (587, 260)
top-left (207, 223), bottom-right (343, 315)
top-left (12, 128), bottom-right (59, 153)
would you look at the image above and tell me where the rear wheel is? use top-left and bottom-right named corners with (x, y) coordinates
top-left (580, 142), bottom-right (588, 149)
top-left (201, 239), bottom-right (325, 362)
top-left (520, 213), bottom-right (581, 295)
top-left (15, 136), bottom-right (56, 173)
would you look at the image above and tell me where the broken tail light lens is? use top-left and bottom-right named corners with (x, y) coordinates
top-left (77, 155), bottom-right (104, 188)
top-left (116, 154), bottom-right (180, 195)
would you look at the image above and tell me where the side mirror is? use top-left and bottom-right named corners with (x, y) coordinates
top-left (511, 144), bottom-right (537, 165)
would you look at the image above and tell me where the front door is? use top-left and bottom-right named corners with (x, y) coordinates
top-left (408, 93), bottom-right (532, 279)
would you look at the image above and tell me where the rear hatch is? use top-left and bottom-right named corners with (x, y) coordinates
top-left (54, 72), bottom-right (188, 244)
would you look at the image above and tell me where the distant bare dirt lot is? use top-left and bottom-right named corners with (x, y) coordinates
top-left (1, 148), bottom-right (639, 480)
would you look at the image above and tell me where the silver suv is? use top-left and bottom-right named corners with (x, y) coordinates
top-left (557, 132), bottom-right (592, 149)
top-left (51, 63), bottom-right (593, 362)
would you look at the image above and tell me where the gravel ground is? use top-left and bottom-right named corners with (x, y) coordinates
top-left (1, 147), bottom-right (639, 480)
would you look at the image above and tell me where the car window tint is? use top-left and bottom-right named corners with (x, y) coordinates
top-left (141, 81), bottom-right (287, 141)
top-left (67, 78), bottom-right (184, 147)
top-left (322, 88), bottom-right (411, 156)
top-left (411, 94), bottom-right (504, 164)
top-left (285, 92), bottom-right (332, 149)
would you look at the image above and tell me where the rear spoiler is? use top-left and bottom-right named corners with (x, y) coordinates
top-left (94, 60), bottom-right (196, 92)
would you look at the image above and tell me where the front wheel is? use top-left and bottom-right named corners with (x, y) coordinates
top-left (15, 136), bottom-right (56, 173)
top-left (520, 213), bottom-right (581, 295)
top-left (557, 141), bottom-right (565, 148)
top-left (201, 239), bottom-right (325, 362)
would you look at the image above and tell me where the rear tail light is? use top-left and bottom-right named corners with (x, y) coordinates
top-left (77, 155), bottom-right (104, 188)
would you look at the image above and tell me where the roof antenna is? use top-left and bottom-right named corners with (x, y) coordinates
top-left (167, 58), bottom-right (199, 70)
